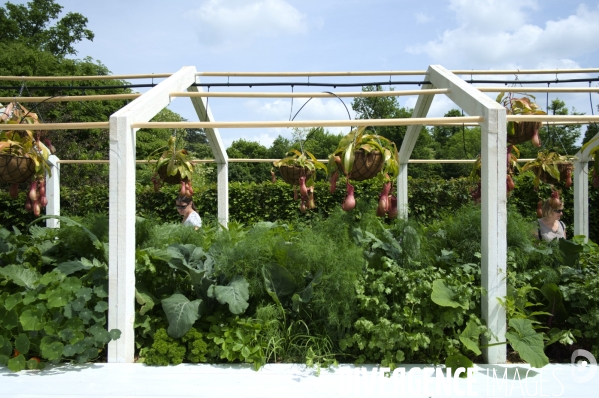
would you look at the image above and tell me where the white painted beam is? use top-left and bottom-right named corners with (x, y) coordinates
top-left (45, 155), bottom-right (60, 228)
top-left (187, 84), bottom-right (229, 227)
top-left (108, 67), bottom-right (197, 363)
top-left (428, 65), bottom-right (507, 364)
top-left (397, 78), bottom-right (435, 219)
top-left (573, 132), bottom-right (599, 238)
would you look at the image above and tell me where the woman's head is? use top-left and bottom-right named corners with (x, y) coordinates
top-left (541, 197), bottom-right (563, 218)
top-left (176, 195), bottom-right (196, 214)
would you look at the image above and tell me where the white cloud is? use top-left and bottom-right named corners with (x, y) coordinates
top-left (415, 12), bottom-right (432, 24)
top-left (187, 0), bottom-right (307, 49)
top-left (407, 1), bottom-right (599, 69)
top-left (243, 97), bottom-right (356, 136)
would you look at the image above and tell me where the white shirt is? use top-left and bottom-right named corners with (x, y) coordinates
top-left (184, 211), bottom-right (202, 228)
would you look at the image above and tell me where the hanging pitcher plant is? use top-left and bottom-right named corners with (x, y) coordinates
top-left (1, 102), bottom-right (53, 217)
top-left (327, 126), bottom-right (399, 216)
top-left (148, 134), bottom-right (194, 194)
top-left (497, 92), bottom-right (546, 147)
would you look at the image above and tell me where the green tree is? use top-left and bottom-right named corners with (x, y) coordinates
top-left (0, 0), bottom-right (93, 57)
top-left (582, 105), bottom-right (599, 146)
top-left (432, 109), bottom-right (481, 179)
top-left (227, 139), bottom-right (271, 183)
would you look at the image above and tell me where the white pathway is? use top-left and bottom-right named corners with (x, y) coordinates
top-left (1, 363), bottom-right (597, 398)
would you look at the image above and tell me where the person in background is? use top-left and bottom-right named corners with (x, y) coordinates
top-left (537, 196), bottom-right (566, 242)
top-left (176, 195), bottom-right (202, 229)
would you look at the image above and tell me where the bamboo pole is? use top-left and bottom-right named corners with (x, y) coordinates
top-left (0, 73), bottom-right (172, 81)
top-left (0, 122), bottom-right (109, 131)
top-left (3, 116), bottom-right (596, 131)
top-left (56, 158), bottom-right (538, 165)
top-left (478, 87), bottom-right (599, 93)
top-left (507, 115), bottom-right (599, 122)
top-left (195, 68), bottom-right (599, 77)
top-left (0, 94), bottom-right (141, 103)
top-left (131, 117), bottom-right (484, 129)
top-left (170, 89), bottom-right (448, 98)
top-left (2, 68), bottom-right (597, 82)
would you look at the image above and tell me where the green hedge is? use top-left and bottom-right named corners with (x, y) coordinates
top-left (1, 174), bottom-right (597, 241)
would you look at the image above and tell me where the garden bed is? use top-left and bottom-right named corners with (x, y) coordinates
top-left (1, 204), bottom-right (598, 373)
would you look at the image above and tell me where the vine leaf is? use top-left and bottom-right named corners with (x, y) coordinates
top-left (505, 318), bottom-right (549, 368)
top-left (431, 279), bottom-right (468, 310)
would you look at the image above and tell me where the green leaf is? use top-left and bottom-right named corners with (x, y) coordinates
top-left (459, 320), bottom-right (482, 356)
top-left (298, 269), bottom-right (322, 304)
top-left (20, 307), bottom-right (45, 331)
top-left (506, 318), bottom-right (549, 368)
top-left (40, 337), bottom-right (64, 361)
top-left (161, 293), bottom-right (202, 338)
top-left (431, 279), bottom-right (468, 309)
top-left (94, 284), bottom-right (108, 298)
top-left (7, 354), bottom-right (26, 372)
top-left (79, 308), bottom-right (93, 323)
top-left (4, 293), bottom-right (21, 311)
top-left (61, 277), bottom-right (83, 293)
top-left (209, 277), bottom-right (249, 314)
top-left (108, 329), bottom-right (121, 341)
top-left (46, 289), bottom-right (71, 309)
top-left (0, 264), bottom-right (39, 289)
top-left (0, 354), bottom-right (9, 366)
top-left (0, 336), bottom-right (12, 357)
top-left (94, 301), bottom-right (108, 313)
top-left (56, 260), bottom-right (90, 275)
top-left (75, 287), bottom-right (93, 301)
top-left (135, 284), bottom-right (156, 316)
top-left (15, 333), bottom-right (30, 356)
top-left (26, 358), bottom-right (44, 370)
top-left (39, 269), bottom-right (63, 286)
top-left (445, 354), bottom-right (474, 377)
top-left (262, 264), bottom-right (297, 303)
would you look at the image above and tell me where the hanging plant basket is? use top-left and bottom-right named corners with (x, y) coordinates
top-left (346, 150), bottom-right (384, 181)
top-left (158, 164), bottom-right (189, 185)
top-left (507, 121), bottom-right (542, 145)
top-left (278, 165), bottom-right (314, 185)
top-left (0, 154), bottom-right (36, 184)
top-left (531, 162), bottom-right (573, 185)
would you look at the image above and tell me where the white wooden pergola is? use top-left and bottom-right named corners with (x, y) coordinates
top-left (2, 66), bottom-right (599, 366)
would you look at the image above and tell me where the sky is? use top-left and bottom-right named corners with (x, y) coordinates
top-left (8, 0), bottom-right (599, 148)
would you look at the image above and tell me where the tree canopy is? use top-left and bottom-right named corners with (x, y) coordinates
top-left (0, 0), bottom-right (93, 57)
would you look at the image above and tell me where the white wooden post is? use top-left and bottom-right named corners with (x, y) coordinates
top-left (45, 154), bottom-right (60, 228)
top-left (427, 65), bottom-right (507, 364)
top-left (573, 132), bottom-right (598, 238)
top-left (187, 84), bottom-right (229, 227)
top-left (108, 66), bottom-right (197, 363)
top-left (397, 79), bottom-right (435, 219)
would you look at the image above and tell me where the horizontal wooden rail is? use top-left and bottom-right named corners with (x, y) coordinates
top-left (507, 115), bottom-right (599, 123)
top-left (0, 122), bottom-right (109, 130)
top-left (0, 94), bottom-right (141, 103)
top-left (196, 69), bottom-right (599, 77)
top-left (3, 116), bottom-right (596, 132)
top-left (56, 158), bottom-right (539, 165)
top-left (170, 89), bottom-right (448, 98)
top-left (0, 73), bottom-right (171, 81)
top-left (131, 117), bottom-right (484, 129)
top-left (478, 87), bottom-right (599, 93)
top-left (2, 69), bottom-right (597, 82)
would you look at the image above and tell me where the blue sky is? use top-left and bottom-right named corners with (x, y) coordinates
top-left (10, 0), bottom-right (599, 148)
